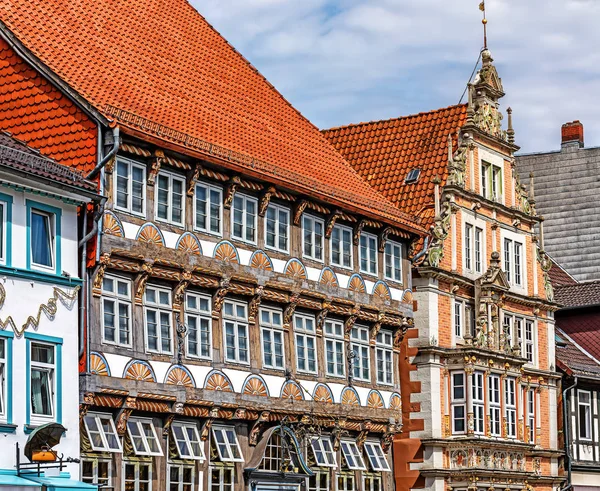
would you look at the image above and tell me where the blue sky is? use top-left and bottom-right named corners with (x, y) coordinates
top-left (196, 0), bottom-right (600, 153)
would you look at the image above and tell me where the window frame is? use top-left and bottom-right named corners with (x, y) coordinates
top-left (472, 371), bottom-right (485, 435)
top-left (330, 224), bottom-right (353, 270)
top-left (308, 470), bottom-right (330, 491)
top-left (310, 436), bottom-right (337, 468)
top-left (231, 193), bottom-right (258, 245)
top-left (504, 377), bottom-right (517, 438)
top-left (29, 340), bottom-right (56, 420)
top-left (350, 325), bottom-right (371, 382)
top-left (264, 203), bottom-right (290, 253)
top-left (81, 458), bottom-right (112, 488)
top-left (489, 374), bottom-right (501, 437)
top-left (302, 214), bottom-right (324, 262)
top-left (450, 371), bottom-right (466, 435)
top-left (480, 160), bottom-right (503, 202)
top-left (185, 292), bottom-right (212, 360)
top-left (194, 180), bottom-right (223, 236)
top-left (126, 417), bottom-right (163, 456)
top-left (259, 307), bottom-right (285, 370)
top-left (209, 465), bottom-right (235, 491)
top-left (364, 441), bottom-right (391, 472)
top-left (375, 330), bottom-right (394, 386)
top-left (143, 285), bottom-right (173, 354)
top-left (83, 412), bottom-right (123, 453)
top-left (114, 157), bottom-right (146, 217)
top-left (222, 300), bottom-right (249, 365)
top-left (453, 299), bottom-right (474, 342)
top-left (0, 336), bottom-right (8, 422)
top-left (294, 313), bottom-right (317, 374)
top-left (324, 319), bottom-right (345, 378)
top-left (155, 170), bottom-right (185, 226)
top-left (167, 463), bottom-right (195, 491)
top-left (0, 195), bottom-right (12, 267)
top-left (340, 440), bottom-right (366, 470)
top-left (527, 388), bottom-right (536, 443)
top-left (384, 240), bottom-right (403, 282)
top-left (363, 474), bottom-right (383, 491)
top-left (123, 460), bottom-right (152, 491)
top-left (578, 390), bottom-right (592, 441)
top-left (27, 201), bottom-right (61, 275)
top-left (359, 232), bottom-right (378, 276)
top-left (337, 473), bottom-right (355, 491)
top-left (524, 319), bottom-right (535, 365)
top-left (101, 274), bottom-right (133, 347)
top-left (502, 234), bottom-right (525, 289)
top-left (211, 425), bottom-right (244, 463)
top-left (171, 421), bottom-right (205, 461)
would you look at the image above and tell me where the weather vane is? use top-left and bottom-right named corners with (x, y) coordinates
top-left (479, 1), bottom-right (487, 49)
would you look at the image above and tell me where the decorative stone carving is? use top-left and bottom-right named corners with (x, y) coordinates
top-left (249, 411), bottom-right (270, 446)
top-left (147, 153), bottom-right (163, 186)
top-left (424, 201), bottom-right (452, 268)
top-left (344, 305), bottom-right (360, 338)
top-left (187, 164), bottom-right (201, 196)
top-left (174, 270), bottom-right (192, 308)
top-left (537, 249), bottom-right (554, 302)
top-left (200, 407), bottom-right (220, 440)
top-left (316, 301), bottom-right (331, 335)
top-left (378, 227), bottom-right (392, 252)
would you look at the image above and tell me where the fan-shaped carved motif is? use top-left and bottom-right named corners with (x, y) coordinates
top-left (136, 223), bottom-right (165, 246)
top-left (373, 281), bottom-right (391, 301)
top-left (214, 241), bottom-right (239, 264)
top-left (402, 289), bottom-right (413, 303)
top-left (341, 387), bottom-right (360, 406)
top-left (250, 250), bottom-right (273, 271)
top-left (348, 274), bottom-right (366, 293)
top-left (204, 371), bottom-right (234, 392)
top-left (367, 390), bottom-right (385, 409)
top-left (176, 233), bottom-right (202, 256)
top-left (90, 352), bottom-right (110, 377)
top-left (319, 268), bottom-right (339, 288)
top-left (389, 393), bottom-right (402, 411)
top-left (124, 361), bottom-right (156, 382)
top-left (102, 211), bottom-right (124, 237)
top-left (284, 259), bottom-right (307, 280)
top-left (165, 366), bottom-right (195, 387)
top-left (243, 376), bottom-right (269, 397)
top-left (313, 384), bottom-right (333, 403)
top-left (281, 381), bottom-right (304, 401)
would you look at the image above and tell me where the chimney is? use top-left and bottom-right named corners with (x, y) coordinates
top-left (561, 120), bottom-right (584, 149)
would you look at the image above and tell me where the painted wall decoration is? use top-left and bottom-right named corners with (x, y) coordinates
top-left (280, 380), bottom-right (304, 401)
top-left (312, 383), bottom-right (334, 403)
top-left (164, 365), bottom-right (195, 387)
top-left (242, 375), bottom-right (269, 397)
top-left (348, 274), bottom-right (366, 293)
top-left (123, 360), bottom-right (157, 382)
top-left (372, 280), bottom-right (391, 301)
top-left (204, 370), bottom-right (234, 392)
top-left (319, 267), bottom-right (339, 288)
top-left (213, 240), bottom-right (239, 264)
top-left (367, 390), bottom-right (385, 409)
top-left (341, 387), bottom-right (360, 406)
top-left (90, 352), bottom-right (110, 377)
top-left (136, 222), bottom-right (166, 246)
top-left (284, 258), bottom-right (307, 280)
top-left (176, 232), bottom-right (202, 256)
top-left (389, 392), bottom-right (402, 411)
top-left (249, 250), bottom-right (273, 271)
top-left (102, 211), bottom-right (124, 237)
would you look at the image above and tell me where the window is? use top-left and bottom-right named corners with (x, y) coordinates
top-left (405, 168), bottom-right (421, 183)
top-left (481, 162), bottom-right (489, 199)
top-left (144, 286), bottom-right (172, 354)
top-left (351, 325), bottom-right (370, 381)
top-left (337, 474), bottom-right (355, 491)
top-left (211, 425), bottom-right (244, 462)
top-left (489, 374), bottom-right (501, 436)
top-left (464, 223), bottom-right (484, 274)
top-left (481, 161), bottom-right (502, 201)
top-left (83, 412), bottom-right (122, 452)
top-left (340, 440), bottom-right (366, 470)
top-left (578, 390), bottom-right (592, 441)
top-left (168, 464), bottom-right (194, 491)
top-left (503, 237), bottom-right (524, 287)
top-left (82, 459), bottom-right (111, 488)
top-left (260, 307), bottom-right (285, 370)
top-left (265, 204), bottom-right (290, 252)
top-left (123, 461), bottom-right (152, 491)
top-left (527, 389), bottom-right (536, 443)
top-left (185, 293), bottom-right (211, 359)
top-left (364, 442), bottom-right (391, 471)
top-left (503, 313), bottom-right (523, 350)
top-left (475, 227), bottom-right (483, 272)
top-left (156, 172), bottom-right (185, 225)
top-left (30, 209), bottom-right (55, 270)
top-left (331, 224), bottom-right (352, 269)
top-left (524, 320), bottom-right (534, 364)
top-left (451, 372), bottom-right (466, 434)
top-left (465, 223), bottom-right (472, 271)
top-left (308, 471), bottom-right (329, 491)
top-left (363, 475), bottom-right (383, 491)
top-left (384, 241), bottom-right (402, 282)
top-left (232, 194), bottom-right (257, 244)
top-left (514, 241), bottom-right (522, 285)
top-left (209, 466), bottom-right (234, 491)
top-left (294, 314), bottom-right (317, 374)
top-left (127, 418), bottom-right (163, 456)
top-left (172, 421), bottom-right (205, 460)
top-left (376, 331), bottom-right (393, 385)
top-left (115, 157), bottom-right (145, 216)
top-left (324, 320), bottom-right (345, 377)
top-left (472, 371), bottom-right (485, 435)
top-left (223, 300), bottom-right (249, 364)
top-left (359, 233), bottom-right (378, 275)
top-left (310, 436), bottom-right (336, 467)
top-left (102, 275), bottom-right (132, 346)
top-left (0, 338), bottom-right (6, 419)
top-left (194, 182), bottom-right (222, 235)
top-left (303, 215), bottom-right (324, 262)
top-left (454, 299), bottom-right (474, 341)
top-left (0, 199), bottom-right (10, 265)
top-left (30, 342), bottom-right (55, 418)
top-left (504, 378), bottom-right (517, 438)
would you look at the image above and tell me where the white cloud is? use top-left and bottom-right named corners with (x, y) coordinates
top-left (196, 0), bottom-right (600, 153)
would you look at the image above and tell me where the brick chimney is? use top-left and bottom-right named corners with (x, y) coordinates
top-left (561, 120), bottom-right (584, 149)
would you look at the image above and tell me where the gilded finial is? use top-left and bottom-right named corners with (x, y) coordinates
top-left (479, 1), bottom-right (487, 49)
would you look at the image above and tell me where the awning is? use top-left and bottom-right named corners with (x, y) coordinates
top-left (20, 473), bottom-right (97, 491)
top-left (0, 470), bottom-right (41, 491)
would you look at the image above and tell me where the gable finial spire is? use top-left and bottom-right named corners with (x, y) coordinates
top-left (479, 1), bottom-right (488, 49)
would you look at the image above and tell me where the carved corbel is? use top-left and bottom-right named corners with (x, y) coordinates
top-left (134, 261), bottom-right (154, 305)
top-left (234, 408), bottom-right (247, 420)
top-left (353, 220), bottom-right (367, 246)
top-left (316, 301), bottom-right (332, 335)
top-left (187, 164), bottom-right (202, 197)
top-left (258, 186), bottom-right (277, 217)
top-left (378, 227), bottom-right (393, 252)
top-left (283, 292), bottom-right (301, 330)
top-left (248, 286), bottom-right (265, 324)
top-left (293, 200), bottom-right (309, 225)
top-left (212, 278), bottom-right (231, 317)
top-left (116, 396), bottom-right (137, 436)
top-left (200, 407), bottom-right (220, 440)
top-left (356, 421), bottom-right (372, 449)
top-left (92, 253), bottom-right (112, 296)
top-left (249, 411), bottom-right (271, 446)
top-left (223, 176), bottom-right (241, 209)
top-left (147, 150), bottom-right (165, 187)
top-left (162, 414), bottom-right (175, 440)
top-left (380, 421), bottom-right (398, 453)
top-left (325, 210), bottom-right (343, 238)
top-left (344, 305), bottom-right (360, 338)
top-left (331, 419), bottom-right (347, 452)
top-left (370, 311), bottom-right (385, 345)
top-left (393, 321), bottom-right (409, 349)
top-left (173, 270), bottom-right (193, 309)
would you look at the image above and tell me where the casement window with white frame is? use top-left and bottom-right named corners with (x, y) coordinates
top-left (0, 338), bottom-right (6, 420)
top-left (115, 157), bottom-right (145, 216)
top-left (523, 320), bottom-right (535, 364)
top-left (81, 458), bottom-right (111, 488)
top-left (83, 412), bottom-right (122, 452)
top-left (464, 222), bottom-right (484, 274)
top-left (363, 475), bottom-right (383, 491)
top-left (337, 474), bottom-right (356, 491)
top-left (364, 441), bottom-right (391, 472)
top-left (504, 377), bottom-right (517, 438)
top-left (527, 389), bottom-right (536, 443)
top-left (359, 232), bottom-right (378, 275)
top-left (127, 418), bottom-right (163, 456)
top-left (209, 465), bottom-right (234, 491)
top-left (265, 203), bottom-right (290, 253)
top-left (0, 200), bottom-right (8, 265)
top-left (30, 342), bottom-right (56, 419)
top-left (232, 194), bottom-right (257, 244)
top-left (503, 236), bottom-right (525, 289)
top-left (102, 275), bottom-right (132, 347)
top-left (211, 425), bottom-right (244, 462)
top-left (308, 471), bottom-right (330, 491)
top-left (185, 292), bottom-right (212, 359)
top-left (302, 214), bottom-right (324, 262)
top-left (123, 461), bottom-right (152, 491)
top-left (223, 300), bottom-right (249, 364)
top-left (260, 307), bottom-right (285, 370)
top-left (384, 240), bottom-right (403, 282)
top-left (294, 313), bottom-right (317, 374)
top-left (331, 224), bottom-right (352, 269)
top-left (481, 160), bottom-right (503, 202)
top-left (167, 464), bottom-right (194, 491)
top-left (472, 371), bottom-right (485, 435)
top-left (376, 330), bottom-right (394, 385)
top-left (324, 319), bottom-right (345, 377)
top-left (195, 181), bottom-right (222, 235)
top-left (30, 208), bottom-right (56, 271)
top-left (310, 436), bottom-right (336, 468)
top-left (156, 171), bottom-right (185, 226)
top-left (340, 440), bottom-right (366, 470)
top-left (454, 299), bottom-right (474, 342)
top-left (578, 390), bottom-right (592, 441)
top-left (350, 325), bottom-right (370, 382)
top-left (451, 371), bottom-right (466, 434)
top-left (489, 374), bottom-right (501, 436)
top-left (171, 421), bottom-right (205, 460)
top-left (144, 285), bottom-right (173, 354)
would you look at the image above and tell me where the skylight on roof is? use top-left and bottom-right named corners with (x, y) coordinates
top-left (405, 168), bottom-right (421, 184)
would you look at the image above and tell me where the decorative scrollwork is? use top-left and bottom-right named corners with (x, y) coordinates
top-left (424, 200), bottom-right (452, 268)
top-left (212, 278), bottom-right (231, 316)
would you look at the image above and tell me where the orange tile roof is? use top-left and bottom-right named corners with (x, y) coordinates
top-left (0, 0), bottom-right (424, 234)
top-left (323, 104), bottom-right (468, 226)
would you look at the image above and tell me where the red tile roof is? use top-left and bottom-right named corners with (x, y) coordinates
top-left (555, 327), bottom-right (600, 378)
top-left (555, 281), bottom-right (600, 309)
top-left (322, 104), bottom-right (468, 225)
top-left (548, 256), bottom-right (578, 288)
top-left (556, 308), bottom-right (600, 362)
top-left (0, 0), bottom-right (424, 234)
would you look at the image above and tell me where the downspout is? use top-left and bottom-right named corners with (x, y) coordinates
top-left (562, 376), bottom-right (578, 491)
top-left (86, 126), bottom-right (120, 180)
top-left (411, 236), bottom-right (430, 264)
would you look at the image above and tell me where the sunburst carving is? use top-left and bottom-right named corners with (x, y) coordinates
top-left (319, 267), bottom-right (338, 288)
top-left (176, 233), bottom-right (202, 256)
top-left (389, 393), bottom-right (402, 411)
top-left (243, 376), bottom-right (269, 397)
top-left (348, 274), bottom-right (366, 293)
top-left (165, 366), bottom-right (194, 387)
top-left (214, 241), bottom-right (239, 264)
top-left (250, 250), bottom-right (273, 271)
top-left (204, 371), bottom-right (234, 392)
top-left (284, 259), bottom-right (307, 280)
top-left (367, 390), bottom-right (385, 409)
top-left (373, 281), bottom-right (391, 301)
top-left (313, 384), bottom-right (333, 403)
top-left (281, 381), bottom-right (304, 401)
top-left (341, 387), bottom-right (360, 406)
top-left (102, 211), bottom-right (124, 237)
top-left (90, 352), bottom-right (110, 377)
top-left (136, 223), bottom-right (165, 246)
top-left (402, 289), bottom-right (413, 303)
top-left (124, 361), bottom-right (156, 382)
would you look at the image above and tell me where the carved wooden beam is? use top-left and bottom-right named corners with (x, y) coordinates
top-left (353, 219), bottom-right (368, 246)
top-left (200, 407), bottom-right (220, 441)
top-left (316, 300), bottom-right (332, 336)
top-left (283, 292), bottom-right (301, 331)
top-left (223, 176), bottom-right (241, 209)
top-left (186, 164), bottom-right (202, 197)
top-left (249, 411), bottom-right (271, 446)
top-left (369, 311), bottom-right (386, 346)
top-left (115, 396), bottom-right (137, 436)
top-left (380, 421), bottom-right (398, 453)
top-left (162, 414), bottom-right (175, 441)
top-left (331, 419), bottom-right (348, 452)
top-left (92, 252), bottom-right (112, 297)
top-left (344, 305), bottom-right (360, 338)
top-left (134, 261), bottom-right (154, 305)
top-left (212, 278), bottom-right (231, 317)
top-left (325, 210), bottom-right (343, 238)
top-left (293, 200), bottom-right (309, 225)
top-left (379, 226), bottom-right (393, 252)
top-left (248, 286), bottom-right (265, 324)
top-left (259, 186), bottom-right (277, 217)
top-left (173, 270), bottom-right (193, 310)
top-left (147, 150), bottom-right (165, 187)
top-left (356, 421), bottom-right (372, 450)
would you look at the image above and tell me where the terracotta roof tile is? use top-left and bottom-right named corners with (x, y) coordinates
top-left (555, 281), bottom-right (600, 308)
top-left (547, 256), bottom-right (578, 288)
top-left (555, 327), bottom-right (600, 378)
top-left (556, 309), bottom-right (600, 365)
top-left (323, 104), bottom-right (468, 226)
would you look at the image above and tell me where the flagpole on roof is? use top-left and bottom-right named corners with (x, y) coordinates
top-left (479, 1), bottom-right (487, 49)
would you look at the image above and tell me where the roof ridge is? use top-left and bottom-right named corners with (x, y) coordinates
top-left (556, 326), bottom-right (600, 367)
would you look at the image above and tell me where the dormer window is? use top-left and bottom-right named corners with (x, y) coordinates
top-left (405, 168), bottom-right (421, 183)
top-left (481, 161), bottom-right (502, 202)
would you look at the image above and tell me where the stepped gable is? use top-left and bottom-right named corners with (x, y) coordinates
top-left (0, 0), bottom-right (423, 233)
top-left (323, 104), bottom-right (468, 226)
